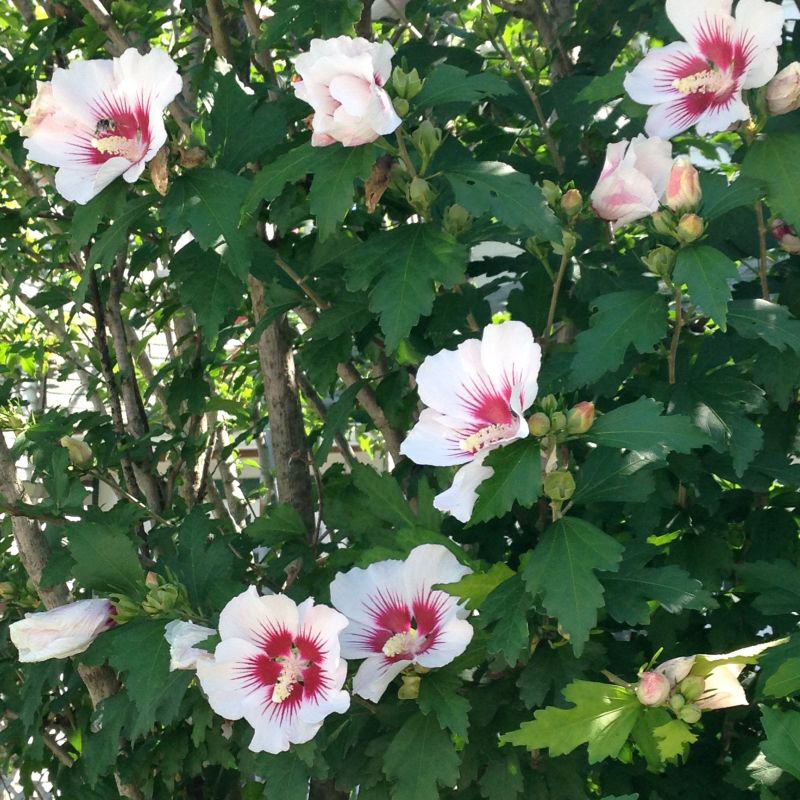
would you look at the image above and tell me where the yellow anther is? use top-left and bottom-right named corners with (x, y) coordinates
top-left (382, 629), bottom-right (418, 658)
top-left (672, 70), bottom-right (729, 95)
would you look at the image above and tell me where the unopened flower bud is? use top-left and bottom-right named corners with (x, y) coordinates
top-left (110, 595), bottom-right (140, 624)
top-left (528, 412), bottom-right (551, 437)
top-left (678, 674), bottom-right (706, 702)
top-left (59, 435), bottom-right (92, 467)
top-left (532, 47), bottom-right (549, 72)
top-left (643, 245), bottom-right (677, 280)
top-left (665, 156), bottom-right (701, 212)
top-left (543, 470), bottom-right (576, 502)
top-left (539, 394), bottom-right (558, 415)
top-left (679, 703), bottom-right (702, 724)
top-left (410, 121), bottom-right (442, 167)
top-left (651, 210), bottom-right (674, 237)
top-left (0, 582), bottom-right (15, 600)
top-left (566, 401), bottom-right (595, 435)
top-left (145, 571), bottom-right (160, 588)
top-left (398, 673), bottom-right (421, 699)
top-left (392, 97), bottom-right (409, 117)
top-left (669, 693), bottom-right (686, 712)
top-left (766, 62), bottom-right (800, 115)
top-left (635, 671), bottom-right (671, 706)
top-left (406, 176), bottom-right (434, 211)
top-left (676, 213), bottom-right (704, 244)
top-left (142, 584), bottom-right (179, 616)
top-left (541, 180), bottom-right (561, 206)
top-left (771, 218), bottom-right (800, 254)
top-left (549, 411), bottom-right (567, 432)
top-left (392, 66), bottom-right (422, 100)
top-left (560, 188), bottom-right (583, 218)
top-left (443, 204), bottom-right (471, 237)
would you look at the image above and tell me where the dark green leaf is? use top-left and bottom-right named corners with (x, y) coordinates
top-left (572, 448), bottom-right (656, 505)
top-left (480, 574), bottom-right (531, 664)
top-left (244, 142), bottom-right (315, 211)
top-left (741, 133), bottom-right (800, 230)
top-left (417, 669), bottom-right (471, 739)
top-left (351, 463), bottom-right (416, 529)
top-left (416, 64), bottom-right (513, 106)
top-left (674, 245), bottom-right (739, 330)
top-left (760, 706), bottom-right (800, 780)
top-left (727, 299), bottom-right (800, 353)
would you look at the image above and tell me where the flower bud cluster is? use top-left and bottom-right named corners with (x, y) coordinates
top-left (528, 396), bottom-right (595, 440)
top-left (635, 668), bottom-right (707, 725)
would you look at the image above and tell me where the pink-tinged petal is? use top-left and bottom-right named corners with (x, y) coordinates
top-left (599, 141), bottom-right (630, 179)
top-left (591, 163), bottom-right (661, 227)
top-left (692, 93), bottom-right (750, 133)
top-left (666, 0), bottom-right (733, 51)
top-left (628, 134), bottom-right (673, 198)
top-left (54, 157), bottom-right (130, 204)
top-left (414, 616), bottom-right (473, 669)
top-left (624, 42), bottom-right (703, 105)
top-left (370, 40), bottom-right (397, 84)
top-left (218, 587), bottom-right (298, 645)
top-left (433, 452), bottom-right (494, 523)
top-left (364, 88), bottom-right (402, 135)
top-left (330, 557), bottom-right (406, 633)
top-left (655, 655), bottom-right (696, 686)
top-left (352, 655), bottom-right (410, 702)
top-left (164, 620), bottom-right (216, 671)
top-left (401, 544), bottom-right (472, 595)
top-left (400, 408), bottom-right (472, 467)
top-left (480, 321), bottom-right (541, 415)
top-left (50, 59), bottom-right (115, 122)
top-left (735, 0), bottom-right (785, 89)
top-left (329, 74), bottom-right (373, 116)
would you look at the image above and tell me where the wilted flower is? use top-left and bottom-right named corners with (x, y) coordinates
top-left (21, 48), bottom-right (182, 204)
top-left (624, 0), bottom-right (785, 139)
top-left (766, 62), bottom-right (800, 114)
top-left (59, 435), bottom-right (92, 466)
top-left (164, 620), bottom-right (216, 671)
top-left (293, 36), bottom-right (401, 147)
top-left (196, 587), bottom-right (349, 754)
top-left (400, 321), bottom-right (541, 522)
top-left (590, 135), bottom-right (673, 229)
top-left (771, 218), bottom-right (800, 254)
top-left (10, 599), bottom-right (114, 662)
top-left (329, 544), bottom-right (473, 702)
top-left (665, 155), bottom-right (702, 212)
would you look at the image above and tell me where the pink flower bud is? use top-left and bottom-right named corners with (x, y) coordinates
top-left (676, 213), bottom-right (704, 244)
top-left (665, 156), bottom-right (702, 212)
top-left (566, 401), bottom-right (595, 435)
top-left (560, 188), bottom-right (583, 217)
top-left (635, 670), bottom-right (671, 706)
top-left (771, 219), bottom-right (800, 255)
top-left (766, 62), bottom-right (800, 116)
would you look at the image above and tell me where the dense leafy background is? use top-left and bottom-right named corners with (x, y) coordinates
top-left (0, 0), bottom-right (799, 798)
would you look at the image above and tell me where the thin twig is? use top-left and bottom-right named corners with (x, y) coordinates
top-left (543, 250), bottom-right (570, 343)
top-left (274, 253), bottom-right (330, 310)
top-left (754, 200), bottom-right (770, 301)
top-left (205, 0), bottom-right (235, 62)
top-left (668, 286), bottom-right (683, 385)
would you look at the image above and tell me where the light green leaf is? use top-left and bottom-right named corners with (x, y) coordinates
top-left (727, 299), bottom-right (800, 353)
top-left (741, 133), bottom-right (800, 230)
top-left (470, 438), bottom-right (542, 525)
top-left (653, 718), bottom-right (697, 761)
top-left (500, 680), bottom-right (641, 763)
top-left (764, 659), bottom-right (800, 699)
top-left (345, 224), bottom-right (467, 350)
top-left (760, 706), bottom-right (800, 781)
top-left (571, 291), bottom-right (667, 386)
top-left (438, 562), bottom-right (514, 610)
top-left (523, 518), bottom-right (624, 655)
top-left (588, 397), bottom-right (708, 462)
top-left (445, 160), bottom-right (560, 239)
top-left (383, 713), bottom-right (461, 800)
top-left (415, 64), bottom-right (514, 106)
top-left (674, 245), bottom-right (738, 330)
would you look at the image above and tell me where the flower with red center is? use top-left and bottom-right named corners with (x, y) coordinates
top-left (293, 36), bottom-right (401, 147)
top-left (400, 321), bottom-right (541, 522)
top-left (329, 545), bottom-right (473, 702)
top-left (21, 48), bottom-right (182, 204)
top-left (196, 588), bottom-right (349, 754)
top-left (624, 0), bottom-right (785, 139)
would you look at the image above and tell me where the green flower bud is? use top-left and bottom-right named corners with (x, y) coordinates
top-left (0, 582), bottom-right (15, 600)
top-left (678, 675), bottom-right (706, 702)
top-left (543, 470), bottom-right (576, 502)
top-left (532, 47), bottom-right (549, 72)
top-left (676, 213), bottom-right (704, 244)
top-left (406, 176), bottom-right (434, 211)
top-left (528, 412), bottom-right (551, 437)
top-left (539, 394), bottom-right (559, 415)
top-left (410, 121), bottom-right (442, 168)
top-left (392, 66), bottom-right (422, 100)
top-left (651, 210), bottom-right (674, 237)
top-left (560, 188), bottom-right (583, 218)
top-left (566, 402), bottom-right (595, 435)
top-left (142, 584), bottom-right (179, 616)
top-left (110, 594), bottom-right (141, 624)
top-left (443, 204), bottom-right (472, 237)
top-left (473, 12), bottom-right (498, 39)
top-left (669, 693), bottom-right (686, 712)
top-left (541, 180), bottom-right (561, 207)
top-left (398, 673), bottom-right (421, 700)
top-left (392, 97), bottom-right (409, 117)
top-left (679, 703), bottom-right (702, 724)
top-left (643, 245), bottom-right (677, 280)
top-left (550, 411), bottom-right (568, 432)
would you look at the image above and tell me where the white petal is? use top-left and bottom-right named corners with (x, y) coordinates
top-left (218, 587), bottom-right (298, 644)
top-left (643, 99), bottom-right (698, 139)
top-left (692, 94), bottom-right (750, 134)
top-left (352, 656), bottom-right (410, 702)
top-left (696, 664), bottom-right (747, 709)
top-left (666, 0), bottom-right (733, 50)
top-left (433, 452), bottom-right (494, 523)
top-left (330, 557), bottom-right (406, 631)
top-left (115, 48), bottom-right (183, 111)
top-left (401, 545), bottom-right (471, 597)
top-left (415, 616), bottom-right (474, 669)
top-left (623, 43), bottom-right (696, 106)
top-left (196, 637), bottom-right (265, 720)
top-left (480, 320), bottom-right (541, 413)
top-left (400, 408), bottom-right (471, 467)
top-left (736, 0), bottom-right (785, 89)
top-left (655, 655), bottom-right (696, 686)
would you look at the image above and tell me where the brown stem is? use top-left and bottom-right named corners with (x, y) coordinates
top-left (485, 12), bottom-right (564, 174)
top-left (205, 0), bottom-right (235, 62)
top-left (754, 200), bottom-right (770, 301)
top-left (274, 253), bottom-right (330, 310)
top-left (543, 250), bottom-right (570, 343)
top-left (668, 286), bottom-right (683, 385)
top-left (248, 276), bottom-right (316, 535)
top-left (209, 414), bottom-right (250, 527)
top-left (75, 0), bottom-right (130, 54)
top-left (242, 0), bottom-right (278, 82)
top-left (356, 0), bottom-right (375, 38)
